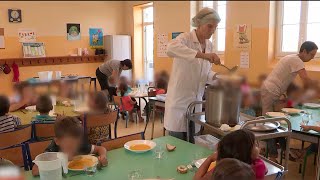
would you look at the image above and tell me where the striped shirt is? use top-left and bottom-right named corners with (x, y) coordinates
top-left (0, 115), bottom-right (21, 133)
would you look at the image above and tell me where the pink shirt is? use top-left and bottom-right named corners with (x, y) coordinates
top-left (120, 96), bottom-right (134, 111)
top-left (252, 158), bottom-right (267, 180)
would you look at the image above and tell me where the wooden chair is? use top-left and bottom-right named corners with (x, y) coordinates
top-left (0, 125), bottom-right (32, 148)
top-left (100, 132), bottom-right (144, 151)
top-left (25, 140), bottom-right (52, 170)
top-left (0, 145), bottom-right (29, 170)
top-left (82, 111), bottom-right (119, 144)
top-left (32, 122), bottom-right (55, 141)
top-left (113, 96), bottom-right (138, 128)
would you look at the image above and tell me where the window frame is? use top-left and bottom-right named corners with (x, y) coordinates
top-left (276, 1), bottom-right (320, 58)
top-left (142, 5), bottom-right (154, 82)
top-left (199, 1), bottom-right (227, 55)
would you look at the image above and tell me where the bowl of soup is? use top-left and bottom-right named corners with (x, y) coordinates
top-left (68, 155), bottom-right (98, 171)
top-left (124, 140), bottom-right (156, 153)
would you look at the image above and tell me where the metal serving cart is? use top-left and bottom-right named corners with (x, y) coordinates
top-left (186, 101), bottom-right (292, 179)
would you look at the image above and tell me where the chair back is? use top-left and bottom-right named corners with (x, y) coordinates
top-left (0, 125), bottom-right (32, 148)
top-left (113, 96), bottom-right (121, 107)
top-left (32, 122), bottom-right (55, 140)
top-left (85, 111), bottom-right (118, 129)
top-left (26, 140), bottom-right (52, 169)
top-left (100, 132), bottom-right (144, 151)
top-left (0, 145), bottom-right (28, 170)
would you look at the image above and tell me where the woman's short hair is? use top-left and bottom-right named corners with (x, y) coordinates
top-left (120, 59), bottom-right (132, 69)
top-left (212, 158), bottom-right (255, 180)
top-left (192, 7), bottom-right (221, 27)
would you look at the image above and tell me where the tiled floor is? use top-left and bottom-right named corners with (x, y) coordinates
top-left (114, 114), bottom-right (317, 180)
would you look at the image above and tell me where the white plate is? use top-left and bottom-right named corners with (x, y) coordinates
top-left (73, 106), bottom-right (89, 113)
top-left (68, 155), bottom-right (98, 171)
top-left (266, 112), bottom-right (287, 118)
top-left (303, 103), bottom-right (320, 109)
top-left (124, 140), bottom-right (156, 153)
top-left (281, 108), bottom-right (302, 115)
top-left (25, 106), bottom-right (36, 111)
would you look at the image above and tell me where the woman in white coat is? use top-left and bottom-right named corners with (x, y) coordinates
top-left (164, 8), bottom-right (222, 140)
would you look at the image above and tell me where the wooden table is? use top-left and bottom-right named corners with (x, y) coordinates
top-left (23, 136), bottom-right (283, 180)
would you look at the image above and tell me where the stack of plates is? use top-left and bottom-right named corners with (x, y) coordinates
top-left (303, 103), bottom-right (320, 109)
top-left (281, 108), bottom-right (302, 115)
top-left (266, 112), bottom-right (287, 118)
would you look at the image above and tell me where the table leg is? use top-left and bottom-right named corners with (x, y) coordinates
top-left (186, 118), bottom-right (190, 142)
top-left (151, 102), bottom-right (156, 140)
top-left (94, 78), bottom-right (97, 92)
top-left (143, 101), bottom-right (151, 134)
top-left (284, 136), bottom-right (290, 171)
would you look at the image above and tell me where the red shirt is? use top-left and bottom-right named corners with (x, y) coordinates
top-left (120, 96), bottom-right (134, 111)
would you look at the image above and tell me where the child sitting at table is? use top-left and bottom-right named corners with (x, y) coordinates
top-left (33, 95), bottom-right (55, 122)
top-left (273, 83), bottom-right (302, 111)
top-left (9, 82), bottom-right (38, 112)
top-left (86, 91), bottom-right (112, 144)
top-left (210, 158), bottom-right (255, 180)
top-left (32, 116), bottom-right (107, 176)
top-left (194, 129), bottom-right (267, 180)
top-left (118, 83), bottom-right (143, 122)
top-left (0, 95), bottom-right (21, 133)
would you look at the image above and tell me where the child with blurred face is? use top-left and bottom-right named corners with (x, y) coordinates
top-left (32, 116), bottom-right (107, 176)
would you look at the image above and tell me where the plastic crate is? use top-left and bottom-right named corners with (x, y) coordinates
top-left (194, 134), bottom-right (220, 151)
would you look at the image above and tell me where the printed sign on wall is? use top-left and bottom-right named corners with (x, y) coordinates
top-left (157, 33), bottom-right (168, 58)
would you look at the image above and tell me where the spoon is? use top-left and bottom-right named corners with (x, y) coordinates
top-left (219, 64), bottom-right (239, 73)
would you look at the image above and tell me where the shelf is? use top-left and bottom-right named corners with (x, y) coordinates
top-left (0, 55), bottom-right (105, 67)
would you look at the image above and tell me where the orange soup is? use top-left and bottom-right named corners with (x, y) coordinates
top-left (130, 144), bottom-right (151, 151)
top-left (68, 157), bottom-right (95, 169)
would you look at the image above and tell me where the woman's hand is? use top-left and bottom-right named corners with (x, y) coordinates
top-left (196, 52), bottom-right (221, 65)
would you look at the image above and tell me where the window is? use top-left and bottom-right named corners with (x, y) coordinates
top-left (200, 1), bottom-right (227, 53)
top-left (277, 1), bottom-right (320, 56)
top-left (142, 6), bottom-right (154, 82)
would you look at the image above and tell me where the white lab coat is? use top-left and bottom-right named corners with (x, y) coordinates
top-left (164, 30), bottom-right (217, 132)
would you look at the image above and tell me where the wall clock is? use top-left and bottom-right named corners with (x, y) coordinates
top-left (8, 9), bottom-right (22, 23)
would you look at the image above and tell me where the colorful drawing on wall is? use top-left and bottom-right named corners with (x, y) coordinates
top-left (8, 9), bottom-right (22, 23)
top-left (172, 32), bottom-right (183, 39)
top-left (18, 29), bottom-right (36, 43)
top-left (89, 28), bottom-right (103, 48)
top-left (0, 28), bottom-right (4, 49)
top-left (67, 23), bottom-right (80, 40)
top-left (233, 24), bottom-right (251, 50)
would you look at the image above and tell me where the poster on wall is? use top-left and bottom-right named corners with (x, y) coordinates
top-left (157, 33), bottom-right (168, 57)
top-left (18, 29), bottom-right (36, 43)
top-left (89, 28), bottom-right (103, 48)
top-left (67, 23), bottom-right (80, 41)
top-left (172, 32), bottom-right (183, 39)
top-left (22, 42), bottom-right (46, 58)
top-left (0, 28), bottom-right (4, 49)
top-left (233, 24), bottom-right (251, 50)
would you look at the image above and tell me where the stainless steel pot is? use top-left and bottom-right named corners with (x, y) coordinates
top-left (205, 79), bottom-right (242, 127)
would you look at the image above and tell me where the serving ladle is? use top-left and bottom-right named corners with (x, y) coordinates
top-left (219, 64), bottom-right (239, 73)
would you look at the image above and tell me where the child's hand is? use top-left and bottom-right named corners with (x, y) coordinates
top-left (300, 124), bottom-right (311, 131)
top-left (98, 155), bottom-right (108, 167)
top-left (208, 152), bottom-right (217, 162)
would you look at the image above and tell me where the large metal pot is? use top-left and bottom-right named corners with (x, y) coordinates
top-left (205, 75), bottom-right (242, 127)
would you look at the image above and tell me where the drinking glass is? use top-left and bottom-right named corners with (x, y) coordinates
top-left (84, 163), bottom-right (97, 177)
top-left (153, 145), bottom-right (165, 160)
top-left (301, 113), bottom-right (310, 126)
top-left (128, 170), bottom-right (142, 180)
